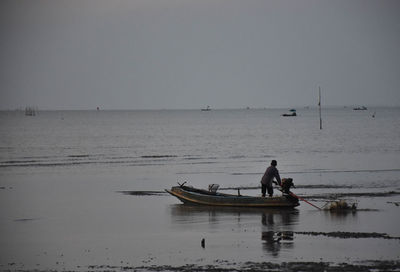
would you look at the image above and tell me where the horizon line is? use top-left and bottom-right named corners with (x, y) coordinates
top-left (1, 105), bottom-right (399, 111)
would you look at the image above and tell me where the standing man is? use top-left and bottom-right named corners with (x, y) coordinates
top-left (261, 160), bottom-right (281, 197)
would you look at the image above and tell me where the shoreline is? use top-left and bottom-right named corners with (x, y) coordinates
top-left (4, 260), bottom-right (393, 272)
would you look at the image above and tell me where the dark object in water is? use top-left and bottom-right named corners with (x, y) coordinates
top-left (353, 106), bottom-right (367, 110)
top-left (282, 111), bottom-right (297, 117)
top-left (295, 231), bottom-right (400, 240)
top-left (14, 218), bottom-right (40, 222)
top-left (201, 238), bottom-right (205, 248)
top-left (165, 185), bottom-right (299, 208)
top-left (120, 191), bottom-right (166, 196)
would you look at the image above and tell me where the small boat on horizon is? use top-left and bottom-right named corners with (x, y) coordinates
top-left (201, 106), bottom-right (211, 111)
top-left (282, 109), bottom-right (297, 117)
top-left (166, 185), bottom-right (299, 208)
top-left (25, 106), bottom-right (37, 116)
top-left (353, 106), bottom-right (367, 110)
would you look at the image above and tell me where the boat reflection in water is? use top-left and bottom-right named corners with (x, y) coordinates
top-left (261, 210), bottom-right (298, 257)
top-left (168, 204), bottom-right (299, 257)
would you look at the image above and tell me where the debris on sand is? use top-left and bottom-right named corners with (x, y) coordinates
top-left (294, 231), bottom-right (400, 240)
top-left (387, 201), bottom-right (400, 207)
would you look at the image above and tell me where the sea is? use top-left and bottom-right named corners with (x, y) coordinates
top-left (0, 107), bottom-right (399, 271)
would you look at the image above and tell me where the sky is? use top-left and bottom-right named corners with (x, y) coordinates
top-left (1, 0), bottom-right (399, 110)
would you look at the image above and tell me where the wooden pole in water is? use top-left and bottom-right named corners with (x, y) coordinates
top-left (318, 86), bottom-right (322, 130)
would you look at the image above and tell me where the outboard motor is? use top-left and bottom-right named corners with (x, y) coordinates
top-left (281, 178), bottom-right (295, 194)
top-left (281, 178), bottom-right (299, 205)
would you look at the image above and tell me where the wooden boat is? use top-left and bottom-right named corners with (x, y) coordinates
top-left (166, 185), bottom-right (299, 208)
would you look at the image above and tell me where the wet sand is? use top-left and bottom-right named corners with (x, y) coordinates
top-left (5, 261), bottom-right (400, 272)
top-left (84, 260), bottom-right (400, 272)
top-left (1, 170), bottom-right (400, 272)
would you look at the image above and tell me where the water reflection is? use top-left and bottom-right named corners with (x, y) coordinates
top-left (169, 204), bottom-right (272, 228)
top-left (261, 209), bottom-right (298, 257)
top-left (168, 205), bottom-right (299, 257)
top-left (323, 209), bottom-right (358, 221)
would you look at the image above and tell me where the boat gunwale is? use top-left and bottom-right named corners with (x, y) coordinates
top-left (166, 186), bottom-right (299, 207)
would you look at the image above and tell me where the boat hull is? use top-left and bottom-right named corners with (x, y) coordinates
top-left (166, 186), bottom-right (299, 208)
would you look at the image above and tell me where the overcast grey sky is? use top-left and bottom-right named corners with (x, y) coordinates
top-left (1, 0), bottom-right (399, 110)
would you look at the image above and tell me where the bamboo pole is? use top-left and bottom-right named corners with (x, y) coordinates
top-left (319, 86), bottom-right (322, 130)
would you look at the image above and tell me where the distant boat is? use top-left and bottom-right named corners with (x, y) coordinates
top-left (25, 106), bottom-right (36, 116)
top-left (201, 106), bottom-right (211, 111)
top-left (353, 106), bottom-right (367, 110)
top-left (282, 109), bottom-right (297, 117)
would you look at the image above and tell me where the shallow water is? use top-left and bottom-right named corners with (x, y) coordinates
top-left (0, 108), bottom-right (399, 271)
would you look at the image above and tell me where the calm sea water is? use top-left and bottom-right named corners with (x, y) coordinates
top-left (0, 108), bottom-right (399, 270)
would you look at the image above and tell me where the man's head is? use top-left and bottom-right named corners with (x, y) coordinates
top-left (271, 160), bottom-right (277, 166)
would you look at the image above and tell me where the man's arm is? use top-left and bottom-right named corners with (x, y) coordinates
top-left (275, 169), bottom-right (282, 186)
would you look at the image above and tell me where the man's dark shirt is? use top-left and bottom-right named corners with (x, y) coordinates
top-left (261, 165), bottom-right (281, 187)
